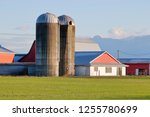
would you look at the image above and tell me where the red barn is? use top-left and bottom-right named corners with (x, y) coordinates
top-left (119, 58), bottom-right (150, 75)
top-left (0, 45), bottom-right (14, 63)
top-left (19, 41), bottom-right (35, 62)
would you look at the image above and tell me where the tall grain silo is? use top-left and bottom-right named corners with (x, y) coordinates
top-left (36, 13), bottom-right (60, 76)
top-left (58, 15), bottom-right (75, 76)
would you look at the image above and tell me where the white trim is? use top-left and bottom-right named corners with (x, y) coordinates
top-left (91, 63), bottom-right (128, 67)
top-left (90, 51), bottom-right (122, 64)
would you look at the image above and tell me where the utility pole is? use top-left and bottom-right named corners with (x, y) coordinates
top-left (117, 50), bottom-right (120, 59)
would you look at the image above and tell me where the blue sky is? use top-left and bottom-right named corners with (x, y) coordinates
top-left (0, 0), bottom-right (150, 52)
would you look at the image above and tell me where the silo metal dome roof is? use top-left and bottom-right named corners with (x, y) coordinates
top-left (58, 15), bottom-right (75, 25)
top-left (36, 13), bottom-right (58, 23)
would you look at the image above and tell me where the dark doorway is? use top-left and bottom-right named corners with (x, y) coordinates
top-left (139, 69), bottom-right (147, 75)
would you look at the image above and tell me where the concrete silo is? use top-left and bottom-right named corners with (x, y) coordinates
top-left (36, 13), bottom-right (60, 76)
top-left (58, 15), bottom-right (75, 76)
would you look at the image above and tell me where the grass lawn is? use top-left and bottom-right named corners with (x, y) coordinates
top-left (0, 76), bottom-right (150, 100)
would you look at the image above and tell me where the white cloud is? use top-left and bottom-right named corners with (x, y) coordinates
top-left (108, 27), bottom-right (128, 39)
top-left (107, 27), bottom-right (150, 39)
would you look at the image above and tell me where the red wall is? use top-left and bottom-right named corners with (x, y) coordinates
top-left (0, 53), bottom-right (14, 63)
top-left (126, 63), bottom-right (149, 75)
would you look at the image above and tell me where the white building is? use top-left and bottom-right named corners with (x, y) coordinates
top-left (75, 51), bottom-right (127, 76)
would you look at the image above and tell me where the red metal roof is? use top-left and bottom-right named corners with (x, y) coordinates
top-left (91, 52), bottom-right (120, 64)
top-left (0, 45), bottom-right (14, 63)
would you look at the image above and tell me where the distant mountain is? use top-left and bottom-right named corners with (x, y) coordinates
top-left (92, 35), bottom-right (150, 58)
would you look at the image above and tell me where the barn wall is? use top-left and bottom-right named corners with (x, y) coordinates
top-left (0, 63), bottom-right (35, 75)
top-left (75, 66), bottom-right (90, 76)
top-left (149, 64), bottom-right (150, 75)
top-left (0, 64), bottom-right (28, 75)
top-left (28, 65), bottom-right (36, 76)
top-left (126, 63), bottom-right (149, 75)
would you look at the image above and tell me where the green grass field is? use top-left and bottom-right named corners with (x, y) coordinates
top-left (0, 76), bottom-right (150, 100)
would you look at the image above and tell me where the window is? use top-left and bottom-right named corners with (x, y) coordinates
top-left (106, 67), bottom-right (112, 73)
top-left (69, 21), bottom-right (72, 25)
top-left (94, 66), bottom-right (98, 71)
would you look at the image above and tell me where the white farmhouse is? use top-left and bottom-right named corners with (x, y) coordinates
top-left (75, 51), bottom-right (127, 76)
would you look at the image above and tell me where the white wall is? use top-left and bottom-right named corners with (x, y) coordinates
top-left (90, 66), bottom-right (126, 76)
top-left (90, 66), bottom-right (116, 76)
top-left (75, 66), bottom-right (126, 76)
top-left (122, 67), bottom-right (126, 76)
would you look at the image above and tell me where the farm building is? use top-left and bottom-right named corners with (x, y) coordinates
top-left (75, 51), bottom-right (126, 76)
top-left (0, 12), bottom-right (127, 76)
top-left (18, 38), bottom-right (100, 62)
top-left (16, 41), bottom-right (126, 76)
top-left (0, 45), bottom-right (14, 63)
top-left (0, 41), bottom-right (126, 76)
top-left (119, 58), bottom-right (150, 75)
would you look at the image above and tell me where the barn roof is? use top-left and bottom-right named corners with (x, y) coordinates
top-left (75, 51), bottom-right (105, 65)
top-left (119, 58), bottom-right (150, 63)
top-left (0, 45), bottom-right (14, 53)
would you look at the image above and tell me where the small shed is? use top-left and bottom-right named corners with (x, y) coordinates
top-left (75, 51), bottom-right (127, 76)
top-left (0, 45), bottom-right (14, 63)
